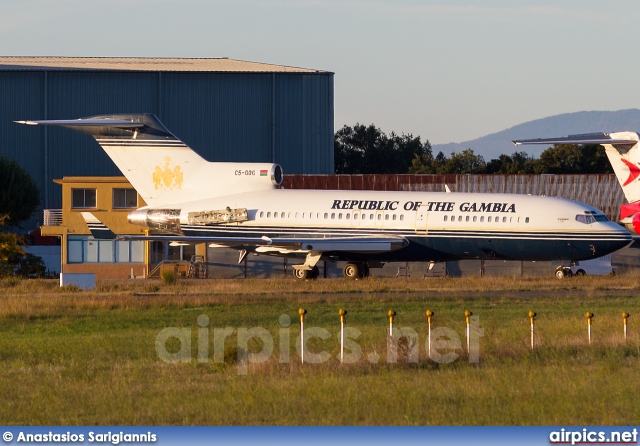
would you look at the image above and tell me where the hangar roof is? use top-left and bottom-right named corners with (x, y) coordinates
top-left (0, 57), bottom-right (328, 73)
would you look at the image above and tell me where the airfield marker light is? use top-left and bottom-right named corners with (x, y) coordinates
top-left (464, 310), bottom-right (473, 353)
top-left (339, 309), bottom-right (347, 363)
top-left (585, 312), bottom-right (594, 345)
top-left (426, 310), bottom-right (434, 358)
top-left (299, 308), bottom-right (307, 363)
top-left (622, 312), bottom-right (630, 340)
top-left (528, 311), bottom-right (537, 349)
top-left (388, 310), bottom-right (396, 337)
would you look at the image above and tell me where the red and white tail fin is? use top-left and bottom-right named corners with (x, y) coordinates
top-left (513, 132), bottom-right (640, 202)
top-left (15, 114), bottom-right (283, 208)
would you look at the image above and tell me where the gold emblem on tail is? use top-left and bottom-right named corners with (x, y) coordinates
top-left (153, 157), bottom-right (183, 190)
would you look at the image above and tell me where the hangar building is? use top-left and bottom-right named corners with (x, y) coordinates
top-left (0, 57), bottom-right (334, 213)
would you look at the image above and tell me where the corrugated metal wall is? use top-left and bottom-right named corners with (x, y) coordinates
top-left (283, 174), bottom-right (626, 221)
top-left (0, 69), bottom-right (334, 213)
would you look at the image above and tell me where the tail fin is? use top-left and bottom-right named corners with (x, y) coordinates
top-left (16, 114), bottom-right (283, 207)
top-left (81, 212), bottom-right (116, 240)
top-left (513, 132), bottom-right (640, 203)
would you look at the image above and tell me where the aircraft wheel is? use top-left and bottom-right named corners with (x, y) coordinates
top-left (555, 267), bottom-right (568, 280)
top-left (575, 269), bottom-right (586, 277)
top-left (343, 262), bottom-right (361, 279)
top-left (293, 268), bottom-right (310, 281)
top-left (310, 265), bottom-right (320, 279)
top-left (362, 264), bottom-right (370, 278)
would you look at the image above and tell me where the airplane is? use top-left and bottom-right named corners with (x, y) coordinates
top-left (16, 114), bottom-right (632, 280)
top-left (512, 132), bottom-right (640, 235)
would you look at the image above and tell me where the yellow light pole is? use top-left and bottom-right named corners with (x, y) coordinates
top-left (299, 308), bottom-right (307, 363)
top-left (585, 312), bottom-right (594, 345)
top-left (388, 310), bottom-right (396, 338)
top-left (339, 309), bottom-right (347, 363)
top-left (528, 311), bottom-right (536, 349)
top-left (426, 310), bottom-right (434, 358)
top-left (622, 312), bottom-right (630, 340)
top-left (464, 310), bottom-right (473, 353)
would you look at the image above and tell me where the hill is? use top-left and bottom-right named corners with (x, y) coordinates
top-left (432, 109), bottom-right (640, 160)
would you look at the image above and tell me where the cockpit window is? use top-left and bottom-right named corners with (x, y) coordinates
top-left (576, 214), bottom-right (607, 224)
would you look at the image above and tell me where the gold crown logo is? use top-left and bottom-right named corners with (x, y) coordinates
top-left (153, 156), bottom-right (183, 190)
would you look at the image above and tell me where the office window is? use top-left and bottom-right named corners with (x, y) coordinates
top-left (113, 188), bottom-right (137, 209)
top-left (68, 236), bottom-right (143, 264)
top-left (71, 188), bottom-right (96, 209)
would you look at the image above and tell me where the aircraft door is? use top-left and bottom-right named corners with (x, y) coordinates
top-left (415, 205), bottom-right (428, 234)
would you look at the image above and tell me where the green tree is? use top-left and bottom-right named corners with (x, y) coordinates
top-left (0, 215), bottom-right (26, 277)
top-left (531, 144), bottom-right (613, 174)
top-left (0, 156), bottom-right (41, 227)
top-left (335, 124), bottom-right (431, 174)
top-left (486, 151), bottom-right (536, 174)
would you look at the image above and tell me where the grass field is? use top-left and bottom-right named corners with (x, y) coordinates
top-left (1, 274), bottom-right (640, 425)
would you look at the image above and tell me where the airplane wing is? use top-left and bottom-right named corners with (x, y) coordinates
top-left (512, 133), bottom-right (637, 146)
top-left (114, 233), bottom-right (409, 253)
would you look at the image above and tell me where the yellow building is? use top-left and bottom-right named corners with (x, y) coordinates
top-left (40, 177), bottom-right (149, 279)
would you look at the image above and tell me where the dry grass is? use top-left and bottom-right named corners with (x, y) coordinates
top-left (1, 273), bottom-right (640, 425)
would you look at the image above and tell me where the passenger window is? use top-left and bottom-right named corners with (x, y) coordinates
top-left (503, 217), bottom-right (507, 223)
top-left (488, 216), bottom-right (492, 223)
top-left (274, 212), bottom-right (278, 218)
top-left (281, 212), bottom-right (285, 218)
top-left (385, 214), bottom-right (389, 220)
top-left (466, 216), bottom-right (469, 222)
top-left (393, 214), bottom-right (397, 221)
top-left (377, 214), bottom-right (382, 220)
top-left (480, 216), bottom-right (484, 222)
top-left (331, 213), bottom-right (335, 219)
top-left (346, 214), bottom-right (350, 220)
top-left (458, 216), bottom-right (462, 222)
top-left (260, 211), bottom-right (264, 218)
top-left (338, 213), bottom-right (342, 219)
top-left (324, 213), bottom-right (328, 219)
top-left (370, 214), bottom-right (374, 220)
top-left (400, 215), bottom-right (404, 221)
top-left (525, 217), bottom-right (530, 223)
top-left (473, 216), bottom-right (477, 222)
top-left (444, 216), bottom-right (448, 222)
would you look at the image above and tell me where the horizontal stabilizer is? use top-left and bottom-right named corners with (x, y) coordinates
top-left (513, 133), bottom-right (638, 146)
top-left (15, 119), bottom-right (143, 129)
top-left (81, 212), bottom-right (116, 240)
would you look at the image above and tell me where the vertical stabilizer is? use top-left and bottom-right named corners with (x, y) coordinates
top-left (16, 114), bottom-right (283, 207)
top-left (602, 132), bottom-right (640, 203)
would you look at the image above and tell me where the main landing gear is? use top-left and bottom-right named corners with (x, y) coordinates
top-left (292, 262), bottom-right (372, 280)
top-left (342, 262), bottom-right (370, 280)
top-left (292, 265), bottom-right (320, 281)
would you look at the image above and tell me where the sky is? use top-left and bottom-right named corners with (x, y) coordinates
top-left (3, 0), bottom-right (640, 145)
